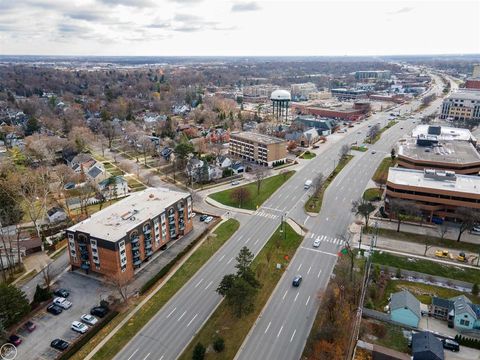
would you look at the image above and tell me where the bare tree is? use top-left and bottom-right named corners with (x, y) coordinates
top-left (437, 222), bottom-right (450, 240)
top-left (138, 135), bottom-right (155, 166)
top-left (41, 262), bottom-right (52, 291)
top-left (254, 168), bottom-right (267, 195)
top-left (313, 172), bottom-right (325, 194)
top-left (367, 124), bottom-right (380, 143)
top-left (389, 199), bottom-right (414, 232)
top-left (339, 144), bottom-right (350, 159)
top-left (230, 187), bottom-right (251, 208)
top-left (351, 198), bottom-right (375, 230)
top-left (110, 274), bottom-right (129, 303)
top-left (455, 207), bottom-right (480, 242)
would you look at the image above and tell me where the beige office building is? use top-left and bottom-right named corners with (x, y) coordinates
top-left (229, 132), bottom-right (287, 167)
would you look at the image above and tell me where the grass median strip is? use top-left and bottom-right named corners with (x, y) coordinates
top-left (84, 219), bottom-right (240, 360)
top-left (179, 222), bottom-right (304, 360)
top-left (372, 157), bottom-right (395, 185)
top-left (209, 171), bottom-right (294, 210)
top-left (305, 155), bottom-right (353, 213)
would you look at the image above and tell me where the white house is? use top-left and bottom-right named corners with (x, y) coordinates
top-left (47, 207), bottom-right (68, 223)
top-left (216, 155), bottom-right (232, 169)
top-left (98, 176), bottom-right (129, 199)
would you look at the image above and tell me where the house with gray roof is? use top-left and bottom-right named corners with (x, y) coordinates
top-left (390, 290), bottom-right (421, 327)
top-left (412, 331), bottom-right (444, 360)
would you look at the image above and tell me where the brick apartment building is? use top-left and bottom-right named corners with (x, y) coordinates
top-left (66, 188), bottom-right (193, 281)
top-left (229, 131), bottom-right (287, 167)
top-left (386, 168), bottom-right (480, 223)
top-left (292, 104), bottom-right (366, 122)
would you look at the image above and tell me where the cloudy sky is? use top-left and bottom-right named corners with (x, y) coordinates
top-left (0, 0), bottom-right (478, 56)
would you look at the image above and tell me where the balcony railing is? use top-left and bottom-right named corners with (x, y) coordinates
top-left (133, 259), bottom-right (142, 267)
top-left (145, 243), bottom-right (153, 250)
top-left (146, 250), bottom-right (153, 257)
top-left (131, 237), bottom-right (140, 244)
top-left (131, 243), bottom-right (140, 251)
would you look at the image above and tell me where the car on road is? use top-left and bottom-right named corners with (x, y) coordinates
top-left (50, 339), bottom-right (69, 351)
top-left (313, 238), bottom-right (321, 248)
top-left (357, 131), bottom-right (361, 134)
top-left (71, 321), bottom-right (88, 334)
top-left (371, 150), bottom-right (376, 154)
top-left (199, 214), bottom-right (208, 222)
top-left (204, 216), bottom-right (214, 224)
top-left (292, 275), bottom-right (302, 287)
top-left (80, 314), bottom-right (98, 326)
top-left (400, 127), bottom-right (403, 129)
top-left (90, 306), bottom-right (109, 318)
top-left (47, 304), bottom-right (63, 315)
top-left (23, 321), bottom-right (36, 332)
top-left (441, 338), bottom-right (460, 352)
top-left (53, 297), bottom-right (72, 309)
top-left (231, 181), bottom-right (240, 186)
top-left (8, 335), bottom-right (22, 346)
top-left (54, 288), bottom-right (70, 298)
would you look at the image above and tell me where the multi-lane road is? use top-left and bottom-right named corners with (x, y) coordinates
top-left (115, 73), bottom-right (447, 360)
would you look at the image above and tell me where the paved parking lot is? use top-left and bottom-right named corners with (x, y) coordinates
top-left (16, 271), bottom-right (113, 360)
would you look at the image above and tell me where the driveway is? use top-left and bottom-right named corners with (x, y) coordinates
top-left (15, 271), bottom-right (113, 360)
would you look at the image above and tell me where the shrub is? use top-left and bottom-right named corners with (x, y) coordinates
top-left (395, 268), bottom-right (402, 279)
top-left (472, 283), bottom-right (479, 296)
top-left (33, 284), bottom-right (51, 304)
top-left (213, 337), bottom-right (225, 352)
top-left (192, 342), bottom-right (206, 360)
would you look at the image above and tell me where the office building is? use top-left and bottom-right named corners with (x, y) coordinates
top-left (331, 88), bottom-right (367, 101)
top-left (440, 90), bottom-right (480, 122)
top-left (66, 188), bottom-right (193, 281)
top-left (290, 83), bottom-right (317, 100)
top-left (386, 168), bottom-right (480, 223)
top-left (355, 70), bottom-right (391, 81)
top-left (229, 131), bottom-right (287, 167)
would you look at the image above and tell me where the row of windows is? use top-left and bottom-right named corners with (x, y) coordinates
top-left (387, 186), bottom-right (480, 204)
top-left (398, 157), bottom-right (480, 170)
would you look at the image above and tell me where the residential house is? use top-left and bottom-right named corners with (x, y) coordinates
top-left (87, 162), bottom-right (107, 183)
top-left (231, 161), bottom-right (245, 174)
top-left (208, 166), bottom-right (223, 181)
top-left (429, 295), bottom-right (480, 331)
top-left (98, 176), bottom-right (129, 199)
top-left (285, 128), bottom-right (320, 147)
top-left (390, 290), bottom-right (421, 327)
top-left (46, 207), bottom-right (68, 223)
top-left (216, 155), bottom-right (232, 169)
top-left (412, 332), bottom-right (444, 360)
top-left (294, 115), bottom-right (338, 136)
top-left (430, 297), bottom-right (453, 320)
top-left (70, 153), bottom-right (107, 183)
top-left (185, 157), bottom-right (204, 182)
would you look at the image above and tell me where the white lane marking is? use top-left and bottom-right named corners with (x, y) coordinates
top-left (301, 246), bottom-right (338, 257)
top-left (334, 196), bottom-right (338, 201)
top-left (218, 254), bottom-right (225, 262)
top-left (143, 353), bottom-right (151, 360)
top-left (297, 263), bottom-right (302, 272)
top-left (127, 349), bottom-right (139, 360)
top-left (187, 313), bottom-right (198, 327)
top-left (227, 257), bottom-right (234, 265)
top-left (326, 217), bottom-right (329, 221)
top-left (166, 307), bottom-right (176, 319)
top-left (306, 295), bottom-right (311, 306)
top-left (290, 329), bottom-right (297, 343)
top-left (303, 216), bottom-right (310, 225)
top-left (311, 232), bottom-right (315, 238)
top-left (195, 278), bottom-right (203, 288)
top-left (320, 235), bottom-right (326, 241)
top-left (277, 325), bottom-right (284, 338)
top-left (245, 237), bottom-right (251, 244)
top-left (177, 311), bottom-right (186, 322)
top-left (205, 281), bottom-right (213, 290)
top-left (282, 290), bottom-right (288, 300)
top-left (294, 293), bottom-right (299, 302)
top-left (317, 269), bottom-right (322, 278)
top-left (254, 239), bottom-right (259, 245)
top-left (159, 355), bottom-right (164, 360)
top-left (265, 321), bottom-right (271, 334)
top-left (307, 266), bottom-right (312, 275)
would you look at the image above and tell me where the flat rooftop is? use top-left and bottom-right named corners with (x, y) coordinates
top-left (446, 89), bottom-right (480, 101)
top-left (411, 125), bottom-right (476, 142)
top-left (231, 131), bottom-right (286, 145)
top-left (68, 187), bottom-right (189, 242)
top-left (398, 138), bottom-right (480, 165)
top-left (387, 167), bottom-right (480, 195)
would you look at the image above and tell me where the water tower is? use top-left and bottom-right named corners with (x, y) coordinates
top-left (270, 89), bottom-right (291, 121)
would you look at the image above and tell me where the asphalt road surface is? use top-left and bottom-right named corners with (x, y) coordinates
top-left (235, 75), bottom-right (447, 360)
top-left (115, 74), bottom-right (446, 360)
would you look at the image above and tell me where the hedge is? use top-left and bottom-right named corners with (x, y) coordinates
top-left (57, 310), bottom-right (119, 360)
top-left (139, 226), bottom-right (210, 295)
top-left (455, 334), bottom-right (480, 350)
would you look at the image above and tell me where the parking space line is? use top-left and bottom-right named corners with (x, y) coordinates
top-left (159, 355), bottom-right (165, 360)
top-left (127, 349), bottom-right (139, 360)
top-left (294, 293), bottom-right (299, 302)
top-left (277, 324), bottom-right (284, 338)
top-left (166, 307), bottom-right (176, 319)
top-left (297, 263), bottom-right (302, 272)
top-left (317, 269), bottom-right (322, 278)
top-left (307, 266), bottom-right (311, 275)
top-left (282, 290), bottom-right (287, 300)
top-left (143, 353), bottom-right (151, 360)
top-left (306, 295), bottom-right (311, 306)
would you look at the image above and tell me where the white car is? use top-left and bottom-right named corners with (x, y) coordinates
top-left (190, 212), bottom-right (196, 218)
top-left (313, 239), bottom-right (321, 248)
top-left (80, 314), bottom-right (98, 326)
top-left (53, 297), bottom-right (72, 309)
top-left (204, 216), bottom-right (214, 224)
top-left (71, 321), bottom-right (88, 334)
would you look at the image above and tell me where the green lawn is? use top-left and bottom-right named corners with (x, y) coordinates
top-left (300, 151), bottom-right (316, 159)
top-left (179, 222), bottom-right (304, 360)
top-left (366, 227), bottom-right (480, 254)
top-left (371, 252), bottom-right (480, 284)
top-left (90, 219), bottom-right (240, 360)
top-left (372, 157), bottom-right (396, 184)
top-left (305, 155), bottom-right (353, 213)
top-left (363, 188), bottom-right (383, 201)
top-left (351, 145), bottom-right (368, 152)
top-left (209, 171), bottom-right (294, 210)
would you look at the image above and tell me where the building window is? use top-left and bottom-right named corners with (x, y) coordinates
top-left (460, 319), bottom-right (470, 326)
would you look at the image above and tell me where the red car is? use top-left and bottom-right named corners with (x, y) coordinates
top-left (9, 335), bottom-right (22, 346)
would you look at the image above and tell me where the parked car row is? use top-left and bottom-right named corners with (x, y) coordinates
top-left (199, 214), bottom-right (214, 224)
